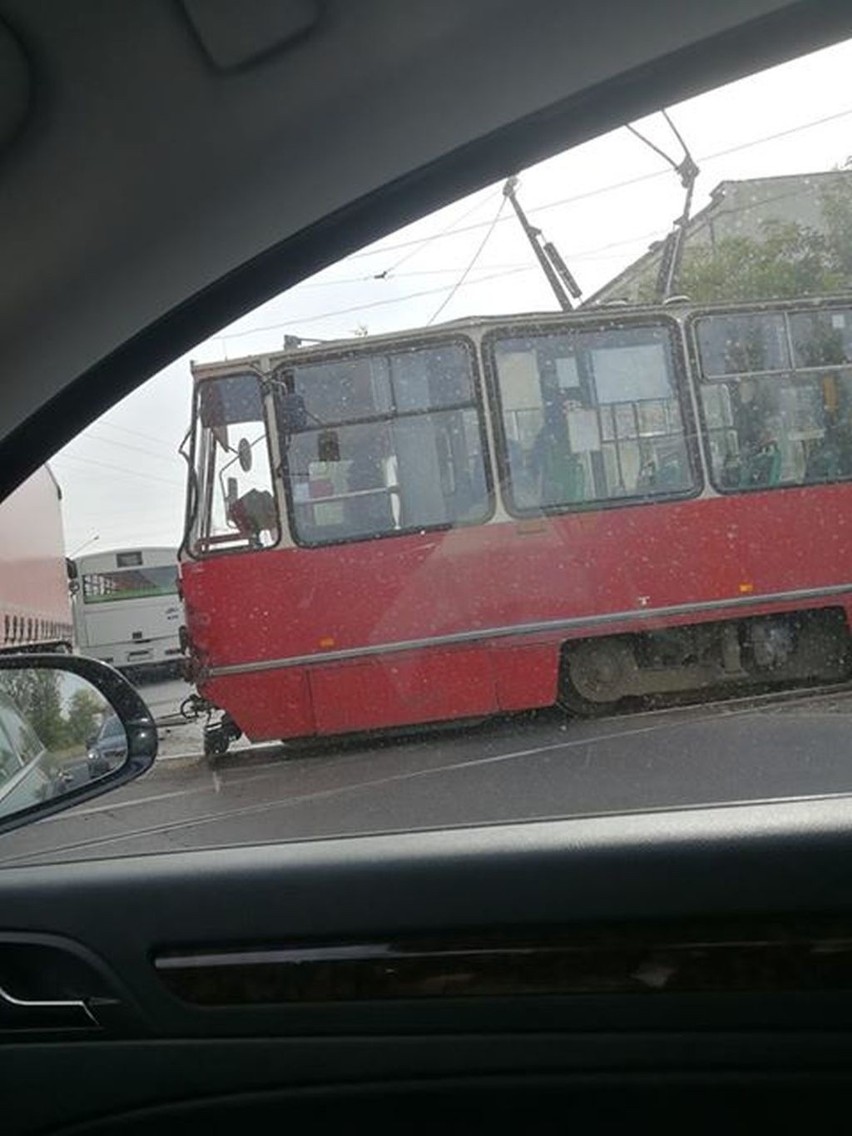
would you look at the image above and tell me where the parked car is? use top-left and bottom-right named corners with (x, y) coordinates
top-left (86, 713), bottom-right (128, 779)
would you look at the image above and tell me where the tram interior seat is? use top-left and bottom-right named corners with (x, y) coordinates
top-left (540, 453), bottom-right (585, 507)
top-left (638, 449), bottom-right (690, 494)
top-left (804, 430), bottom-right (852, 482)
top-left (739, 441), bottom-right (782, 489)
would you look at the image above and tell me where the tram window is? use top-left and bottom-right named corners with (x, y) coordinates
top-left (389, 346), bottom-right (474, 412)
top-left (290, 343), bottom-right (476, 425)
top-left (491, 323), bottom-right (694, 512)
top-left (790, 309), bottom-right (852, 367)
top-left (696, 313), bottom-right (789, 377)
top-left (284, 343), bottom-right (489, 544)
top-left (701, 369), bottom-right (852, 490)
top-left (697, 309), bottom-right (852, 491)
top-left (291, 356), bottom-right (393, 426)
top-left (191, 373), bottom-right (279, 555)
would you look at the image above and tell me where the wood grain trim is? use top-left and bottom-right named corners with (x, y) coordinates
top-left (154, 920), bottom-right (852, 1006)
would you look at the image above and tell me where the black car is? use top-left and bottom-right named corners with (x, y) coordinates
top-left (86, 713), bottom-right (128, 779)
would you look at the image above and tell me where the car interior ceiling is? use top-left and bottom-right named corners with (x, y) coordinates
top-left (5, 1), bottom-right (852, 1132)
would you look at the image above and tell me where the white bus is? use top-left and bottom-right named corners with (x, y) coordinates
top-left (70, 547), bottom-right (183, 674)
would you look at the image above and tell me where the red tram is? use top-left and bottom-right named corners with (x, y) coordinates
top-left (179, 299), bottom-right (852, 755)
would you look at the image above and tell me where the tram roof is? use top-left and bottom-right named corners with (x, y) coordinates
top-left (190, 292), bottom-right (852, 379)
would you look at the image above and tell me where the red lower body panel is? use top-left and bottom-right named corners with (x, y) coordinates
top-left (204, 643), bottom-right (555, 742)
top-left (184, 485), bottom-right (852, 743)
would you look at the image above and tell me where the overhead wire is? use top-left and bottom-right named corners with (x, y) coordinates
top-left (220, 154), bottom-right (852, 344)
top-left (93, 420), bottom-right (180, 451)
top-left (218, 176), bottom-right (844, 344)
top-left (426, 195), bottom-right (509, 325)
top-left (221, 264), bottom-right (535, 341)
top-left (52, 452), bottom-right (185, 488)
top-left (371, 189), bottom-right (501, 280)
top-left (294, 262), bottom-right (529, 288)
top-left (345, 105), bottom-right (852, 260)
top-left (81, 429), bottom-right (183, 462)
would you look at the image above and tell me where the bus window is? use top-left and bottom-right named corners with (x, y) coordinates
top-left (191, 372), bottom-right (279, 554)
top-left (490, 322), bottom-right (693, 513)
top-left (697, 309), bottom-right (852, 491)
top-left (283, 342), bottom-right (490, 545)
top-left (81, 565), bottom-right (177, 603)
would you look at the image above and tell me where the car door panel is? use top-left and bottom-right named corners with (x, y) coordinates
top-left (4, 798), bottom-right (852, 1130)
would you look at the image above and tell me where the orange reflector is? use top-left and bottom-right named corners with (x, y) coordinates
top-left (738, 582), bottom-right (754, 594)
top-left (319, 636), bottom-right (335, 648)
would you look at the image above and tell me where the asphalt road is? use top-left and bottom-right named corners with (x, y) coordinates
top-left (2, 674), bottom-right (852, 867)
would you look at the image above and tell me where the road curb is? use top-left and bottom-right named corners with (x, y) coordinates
top-left (155, 747), bottom-right (206, 771)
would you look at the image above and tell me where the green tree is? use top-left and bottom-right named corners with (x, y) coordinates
top-left (0, 670), bottom-right (66, 748)
top-left (820, 174), bottom-right (852, 281)
top-left (64, 688), bottom-right (104, 746)
top-left (675, 220), bottom-right (846, 304)
top-left (633, 175), bottom-right (852, 305)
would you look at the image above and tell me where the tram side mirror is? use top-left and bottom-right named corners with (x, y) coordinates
top-left (0, 656), bottom-right (157, 836)
top-left (238, 437), bottom-right (253, 473)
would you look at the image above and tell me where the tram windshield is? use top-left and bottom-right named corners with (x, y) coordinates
top-left (190, 372), bottom-right (279, 554)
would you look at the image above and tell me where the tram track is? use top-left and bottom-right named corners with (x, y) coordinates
top-left (3, 673), bottom-right (852, 866)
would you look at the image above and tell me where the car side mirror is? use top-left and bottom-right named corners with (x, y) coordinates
top-left (0, 655), bottom-right (157, 835)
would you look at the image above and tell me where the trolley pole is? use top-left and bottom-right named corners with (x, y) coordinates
top-left (503, 177), bottom-right (581, 312)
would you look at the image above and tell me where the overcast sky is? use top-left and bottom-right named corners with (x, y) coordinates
top-left (51, 34), bottom-right (852, 556)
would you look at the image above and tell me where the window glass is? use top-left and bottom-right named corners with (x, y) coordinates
top-left (101, 715), bottom-right (125, 740)
top-left (0, 762), bottom-right (50, 814)
top-left (492, 323), bottom-right (693, 510)
top-left (0, 695), bottom-right (43, 767)
top-left (0, 724), bottom-right (22, 787)
top-left (190, 373), bottom-right (279, 554)
top-left (10, 32), bottom-right (852, 866)
top-left (289, 356), bottom-right (393, 425)
top-left (697, 308), bottom-right (852, 489)
top-left (285, 343), bottom-right (489, 543)
top-left (790, 309), bottom-right (852, 367)
top-left (82, 566), bottom-right (177, 603)
top-left (696, 313), bottom-right (789, 376)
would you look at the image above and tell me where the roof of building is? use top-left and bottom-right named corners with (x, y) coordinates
top-left (586, 168), bottom-right (852, 305)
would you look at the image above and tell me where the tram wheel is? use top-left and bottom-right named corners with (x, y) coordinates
top-left (559, 639), bottom-right (633, 717)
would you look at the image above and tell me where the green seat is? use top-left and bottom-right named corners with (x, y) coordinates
top-left (739, 442), bottom-right (781, 489)
top-left (542, 451), bottom-right (585, 505)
